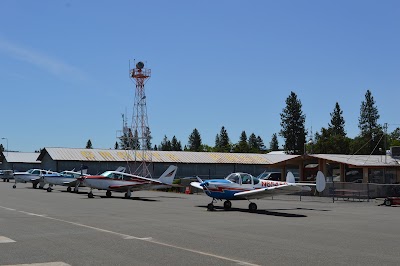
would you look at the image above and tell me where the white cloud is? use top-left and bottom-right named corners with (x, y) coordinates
top-left (0, 38), bottom-right (87, 81)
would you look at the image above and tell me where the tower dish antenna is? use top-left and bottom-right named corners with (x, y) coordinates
top-left (136, 61), bottom-right (144, 69)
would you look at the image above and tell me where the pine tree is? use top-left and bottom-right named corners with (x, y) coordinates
top-left (0, 144), bottom-right (4, 152)
top-left (358, 89), bottom-right (383, 154)
top-left (132, 129), bottom-right (140, 150)
top-left (114, 141), bottom-right (119, 149)
top-left (86, 139), bottom-right (93, 149)
top-left (234, 131), bottom-right (249, 153)
top-left (389, 127), bottom-right (400, 147)
top-left (329, 102), bottom-right (346, 136)
top-left (269, 133), bottom-right (279, 151)
top-left (145, 127), bottom-right (152, 150)
top-left (256, 136), bottom-right (266, 152)
top-left (248, 133), bottom-right (258, 152)
top-left (188, 128), bottom-right (202, 151)
top-left (160, 135), bottom-right (172, 151)
top-left (279, 91), bottom-right (307, 155)
top-left (215, 126), bottom-right (231, 152)
top-left (171, 136), bottom-right (182, 151)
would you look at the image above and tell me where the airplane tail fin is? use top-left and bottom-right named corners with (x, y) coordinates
top-left (286, 171), bottom-right (296, 184)
top-left (157, 165), bottom-right (178, 185)
top-left (316, 171), bottom-right (326, 192)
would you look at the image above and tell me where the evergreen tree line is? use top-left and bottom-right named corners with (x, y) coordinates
top-left (83, 89), bottom-right (399, 155)
top-left (280, 90), bottom-right (400, 155)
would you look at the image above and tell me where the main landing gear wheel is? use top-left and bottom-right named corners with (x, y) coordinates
top-left (249, 202), bottom-right (257, 212)
top-left (207, 203), bottom-right (214, 211)
top-left (223, 200), bottom-right (232, 210)
top-left (106, 191), bottom-right (112, 197)
top-left (13, 184), bottom-right (16, 189)
top-left (33, 183), bottom-right (38, 189)
top-left (73, 187), bottom-right (79, 193)
top-left (385, 199), bottom-right (392, 206)
top-left (47, 187), bottom-right (52, 192)
top-left (88, 192), bottom-right (94, 198)
top-left (67, 187), bottom-right (72, 192)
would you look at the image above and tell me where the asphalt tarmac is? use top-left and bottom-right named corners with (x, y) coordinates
top-left (0, 181), bottom-right (399, 266)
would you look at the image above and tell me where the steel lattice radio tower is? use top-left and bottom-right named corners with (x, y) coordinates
top-left (130, 61), bottom-right (152, 177)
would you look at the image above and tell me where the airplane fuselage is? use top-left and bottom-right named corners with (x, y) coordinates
top-left (43, 175), bottom-right (77, 186)
top-left (83, 176), bottom-right (153, 192)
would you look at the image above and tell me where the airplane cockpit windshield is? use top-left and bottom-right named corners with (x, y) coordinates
top-left (226, 173), bottom-right (240, 183)
top-left (226, 173), bottom-right (259, 185)
top-left (101, 171), bottom-right (120, 179)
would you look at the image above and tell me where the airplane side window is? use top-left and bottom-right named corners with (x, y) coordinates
top-left (242, 174), bottom-right (252, 184)
top-left (253, 178), bottom-right (259, 185)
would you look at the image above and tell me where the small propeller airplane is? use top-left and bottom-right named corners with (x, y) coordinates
top-left (42, 168), bottom-right (89, 193)
top-left (80, 165), bottom-right (178, 198)
top-left (191, 171), bottom-right (326, 211)
top-left (12, 169), bottom-right (57, 189)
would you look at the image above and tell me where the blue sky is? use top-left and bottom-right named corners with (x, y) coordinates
top-left (0, 0), bottom-right (399, 152)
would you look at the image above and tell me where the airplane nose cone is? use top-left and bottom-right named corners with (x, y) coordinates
top-left (200, 181), bottom-right (209, 187)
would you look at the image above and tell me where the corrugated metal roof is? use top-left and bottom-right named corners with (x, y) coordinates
top-left (1, 152), bottom-right (41, 163)
top-left (310, 154), bottom-right (400, 167)
top-left (40, 148), bottom-right (300, 165)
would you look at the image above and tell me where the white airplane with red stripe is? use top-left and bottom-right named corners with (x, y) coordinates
top-left (80, 165), bottom-right (178, 198)
top-left (191, 171), bottom-right (326, 211)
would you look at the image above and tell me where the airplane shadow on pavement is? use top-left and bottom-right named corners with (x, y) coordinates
top-left (196, 205), bottom-right (309, 217)
top-left (98, 196), bottom-right (159, 202)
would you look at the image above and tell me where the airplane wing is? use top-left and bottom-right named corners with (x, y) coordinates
top-left (63, 180), bottom-right (78, 186)
top-left (108, 181), bottom-right (155, 190)
top-left (233, 184), bottom-right (311, 200)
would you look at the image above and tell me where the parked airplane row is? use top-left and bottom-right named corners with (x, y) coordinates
top-left (4, 166), bottom-right (326, 212)
top-left (8, 166), bottom-right (178, 199)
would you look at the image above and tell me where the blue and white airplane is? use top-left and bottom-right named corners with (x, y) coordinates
top-left (191, 171), bottom-right (326, 211)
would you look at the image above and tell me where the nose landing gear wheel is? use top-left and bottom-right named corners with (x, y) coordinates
top-left (47, 187), bottom-right (52, 192)
top-left (67, 187), bottom-right (71, 192)
top-left (249, 202), bottom-right (257, 212)
top-left (207, 203), bottom-right (214, 211)
top-left (88, 192), bottom-right (94, 198)
top-left (106, 191), bottom-right (112, 197)
top-left (223, 200), bottom-right (232, 210)
top-left (13, 185), bottom-right (16, 189)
